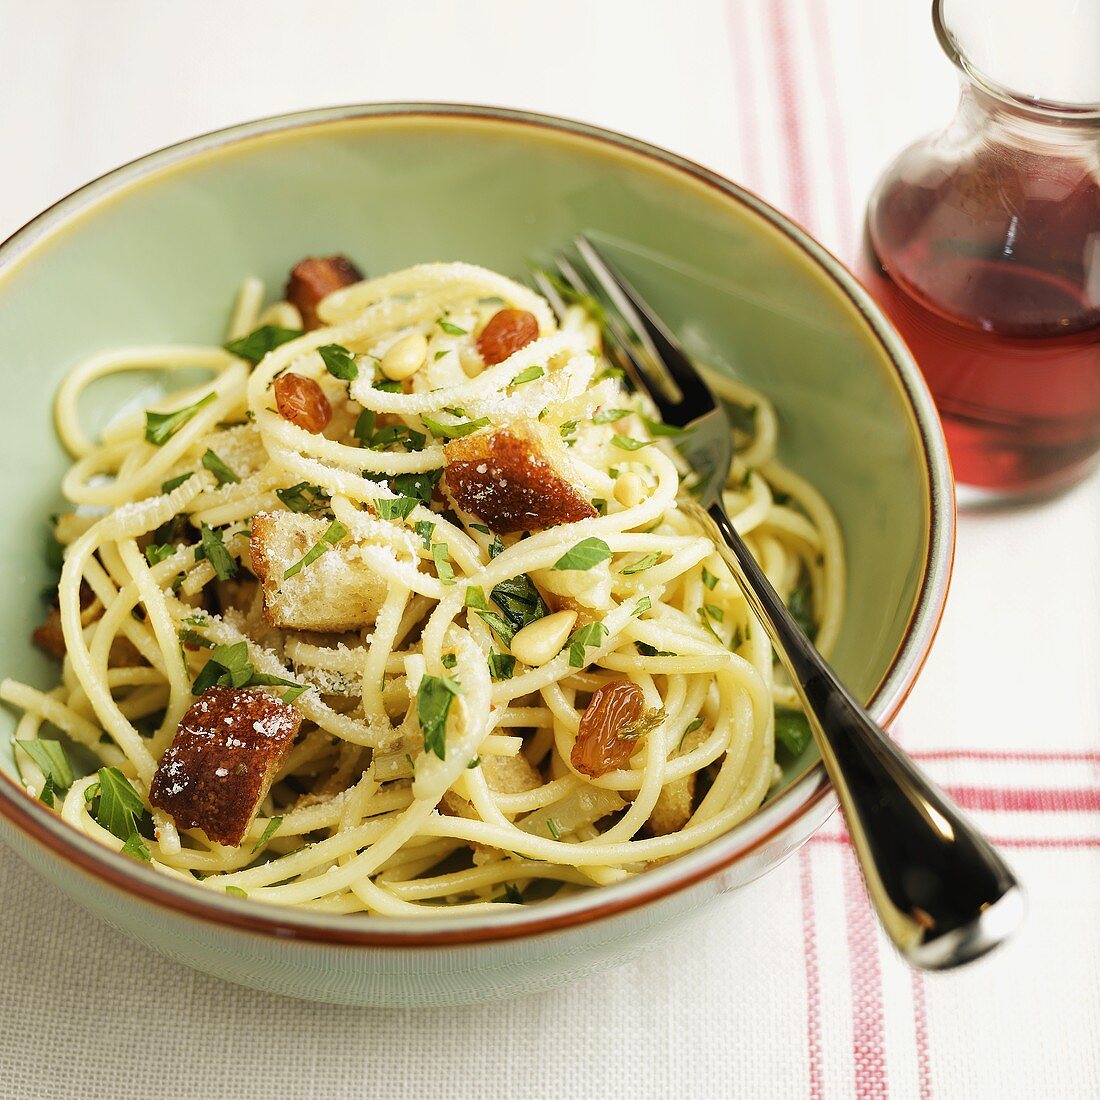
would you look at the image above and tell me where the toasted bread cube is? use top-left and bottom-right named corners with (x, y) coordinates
top-left (482, 752), bottom-right (543, 794)
top-left (442, 419), bottom-right (597, 534)
top-left (285, 255), bottom-right (363, 330)
top-left (250, 512), bottom-right (387, 632)
top-left (150, 687), bottom-right (301, 846)
top-left (32, 607), bottom-right (66, 659)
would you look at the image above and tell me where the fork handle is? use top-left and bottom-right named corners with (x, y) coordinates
top-left (702, 500), bottom-right (1024, 970)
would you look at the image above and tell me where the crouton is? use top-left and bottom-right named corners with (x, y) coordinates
top-left (442, 419), bottom-right (597, 534)
top-left (249, 512), bottom-right (387, 632)
top-left (647, 722), bottom-right (709, 836)
top-left (285, 255), bottom-right (363, 330)
top-left (482, 752), bottom-right (543, 794)
top-left (149, 687), bottom-right (302, 846)
top-left (32, 607), bottom-right (66, 659)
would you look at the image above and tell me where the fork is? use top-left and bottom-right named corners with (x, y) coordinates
top-left (535, 235), bottom-right (1024, 971)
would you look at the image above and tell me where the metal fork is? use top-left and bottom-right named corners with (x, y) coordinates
top-left (537, 235), bottom-right (1024, 971)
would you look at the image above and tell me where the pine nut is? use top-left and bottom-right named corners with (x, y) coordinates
top-left (614, 471), bottom-right (646, 508)
top-left (380, 332), bottom-right (428, 380)
top-left (510, 610), bottom-right (577, 666)
top-left (459, 345), bottom-right (484, 378)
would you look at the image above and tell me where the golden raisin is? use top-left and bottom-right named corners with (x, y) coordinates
top-left (571, 680), bottom-right (646, 778)
top-left (477, 309), bottom-right (539, 366)
top-left (274, 372), bottom-right (331, 433)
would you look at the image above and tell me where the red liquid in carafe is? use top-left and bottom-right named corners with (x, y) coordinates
top-left (861, 156), bottom-right (1100, 497)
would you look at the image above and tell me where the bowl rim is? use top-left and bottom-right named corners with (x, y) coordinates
top-left (0, 101), bottom-right (956, 947)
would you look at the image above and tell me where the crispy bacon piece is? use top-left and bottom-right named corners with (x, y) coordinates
top-left (571, 680), bottom-right (646, 778)
top-left (274, 372), bottom-right (331, 433)
top-left (150, 687), bottom-right (302, 846)
top-left (477, 309), bottom-right (539, 365)
top-left (443, 420), bottom-right (597, 534)
top-left (284, 255), bottom-right (363, 330)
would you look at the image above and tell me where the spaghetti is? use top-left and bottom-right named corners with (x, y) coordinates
top-left (2, 260), bottom-right (844, 915)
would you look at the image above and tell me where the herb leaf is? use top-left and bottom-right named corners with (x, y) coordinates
top-left (417, 674), bottom-right (462, 760)
top-left (161, 473), bottom-right (193, 494)
top-left (201, 449), bottom-right (239, 486)
top-left (788, 578), bottom-right (816, 640)
top-left (318, 343), bottom-right (358, 381)
top-left (568, 620), bottom-right (608, 668)
top-left (491, 575), bottom-right (548, 631)
top-left (375, 496), bottom-right (418, 521)
top-left (224, 324), bottom-right (303, 364)
top-left (437, 318), bottom-right (468, 336)
top-left (144, 543), bottom-right (175, 566)
top-left (610, 435), bottom-right (650, 451)
top-left (199, 523), bottom-right (237, 581)
top-left (511, 365), bottom-right (544, 386)
top-left (620, 551), bottom-right (661, 575)
top-left (464, 586), bottom-right (489, 610)
top-left (474, 610), bottom-right (515, 646)
top-left (145, 393), bottom-right (216, 446)
top-left (275, 482), bottom-right (330, 514)
top-left (252, 816), bottom-right (283, 853)
top-left (552, 537), bottom-right (611, 572)
top-left (421, 414), bottom-right (490, 440)
top-left (774, 709), bottom-right (813, 759)
top-left (282, 519), bottom-right (347, 579)
top-left (639, 414), bottom-right (687, 438)
top-left (592, 408), bottom-right (631, 425)
top-left (390, 468), bottom-right (442, 505)
top-left (701, 566), bottom-right (718, 590)
top-left (488, 652), bottom-right (516, 680)
top-left (15, 739), bottom-right (74, 789)
top-left (413, 520), bottom-right (435, 550)
top-left (432, 542), bottom-right (456, 585)
top-left (92, 766), bottom-right (146, 843)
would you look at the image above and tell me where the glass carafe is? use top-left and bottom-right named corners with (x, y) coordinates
top-left (861, 0), bottom-right (1100, 504)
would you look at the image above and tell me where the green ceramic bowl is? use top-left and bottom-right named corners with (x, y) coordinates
top-left (0, 104), bottom-right (953, 1006)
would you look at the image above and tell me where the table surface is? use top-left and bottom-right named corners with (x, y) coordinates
top-left (1, 3), bottom-right (1097, 1098)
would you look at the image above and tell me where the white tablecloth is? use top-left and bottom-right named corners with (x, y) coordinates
top-left (1, 2), bottom-right (1097, 1097)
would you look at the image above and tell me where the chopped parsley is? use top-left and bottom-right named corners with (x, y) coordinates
top-left (511, 365), bottom-right (544, 386)
top-left (567, 620), bottom-right (608, 668)
top-left (199, 523), bottom-right (237, 581)
top-left (282, 519), bottom-right (347, 579)
top-left (145, 392), bottom-right (215, 446)
top-left (252, 816), bottom-right (283, 853)
top-left (191, 640), bottom-right (303, 698)
top-left (417, 674), bottom-right (462, 760)
top-left (421, 414), bottom-right (490, 439)
top-left (161, 472), bottom-right (193, 494)
top-left (432, 542), bottom-right (456, 585)
top-left (775, 709), bottom-right (813, 760)
top-left (488, 652), bottom-right (516, 680)
top-left (144, 543), bottom-right (175, 566)
top-left (441, 653), bottom-right (458, 670)
top-left (275, 482), bottom-right (330, 514)
top-left (201, 448), bottom-right (239, 486)
top-left (701, 566), bottom-right (719, 590)
top-left (491, 574), bottom-right (548, 632)
top-left (464, 586), bottom-right (489, 610)
top-left (437, 318), bottom-right (468, 336)
top-left (375, 496), bottom-right (418, 521)
top-left (610, 435), bottom-right (651, 451)
top-left (552, 537), bottom-right (611, 572)
top-left (592, 408), bottom-right (631, 425)
top-left (15, 739), bottom-right (73, 789)
top-left (639, 414), bottom-right (687, 438)
top-left (317, 343), bottom-right (358, 381)
top-left (223, 324), bottom-right (303, 364)
top-left (620, 552), bottom-right (661, 575)
top-left (788, 578), bottom-right (816, 640)
top-left (413, 520), bottom-right (435, 550)
top-left (390, 468), bottom-right (442, 505)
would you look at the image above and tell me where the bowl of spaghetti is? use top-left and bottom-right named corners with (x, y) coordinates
top-left (0, 104), bottom-right (953, 1006)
